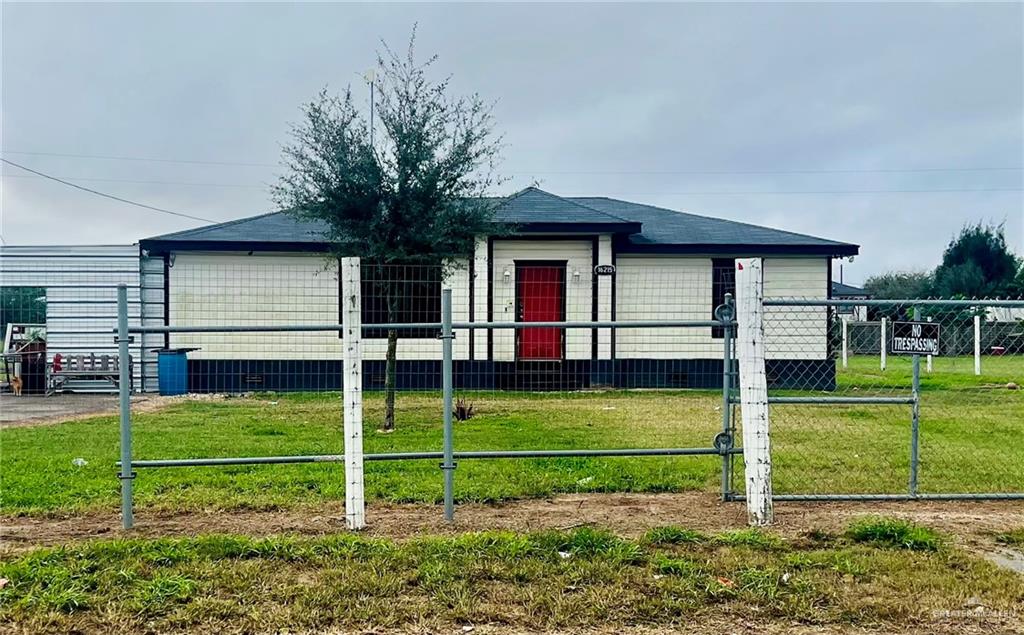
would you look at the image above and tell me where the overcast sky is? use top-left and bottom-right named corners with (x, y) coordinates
top-left (2, 2), bottom-right (1021, 283)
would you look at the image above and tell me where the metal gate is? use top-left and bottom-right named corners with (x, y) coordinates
top-left (758, 297), bottom-right (1024, 501)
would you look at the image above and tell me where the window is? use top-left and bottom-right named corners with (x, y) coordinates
top-left (711, 258), bottom-right (735, 339)
top-left (357, 264), bottom-right (442, 339)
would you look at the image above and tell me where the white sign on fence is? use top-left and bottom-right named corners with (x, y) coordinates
top-left (734, 257), bottom-right (773, 526)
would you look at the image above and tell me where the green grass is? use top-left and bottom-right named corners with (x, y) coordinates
top-left (1, 355), bottom-right (1021, 515)
top-left (1, 391), bottom-right (725, 515)
top-left (995, 528), bottom-right (1024, 547)
top-left (771, 354), bottom-right (1023, 496)
top-left (2, 523), bottom-right (1022, 633)
top-left (845, 517), bottom-right (943, 551)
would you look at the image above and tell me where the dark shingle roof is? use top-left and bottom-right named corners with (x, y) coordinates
top-left (147, 211), bottom-right (330, 244)
top-left (569, 196), bottom-right (855, 254)
top-left (495, 187), bottom-right (629, 224)
top-left (141, 186), bottom-right (858, 257)
top-left (831, 281), bottom-right (869, 296)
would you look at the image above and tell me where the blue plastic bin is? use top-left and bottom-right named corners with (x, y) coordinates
top-left (155, 348), bottom-right (197, 395)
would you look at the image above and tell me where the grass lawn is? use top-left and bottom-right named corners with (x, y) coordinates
top-left (2, 521), bottom-right (1022, 634)
top-left (1, 356), bottom-right (1021, 516)
top-left (772, 355), bottom-right (1023, 495)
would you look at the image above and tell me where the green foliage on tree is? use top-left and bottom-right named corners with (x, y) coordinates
top-left (272, 32), bottom-right (505, 431)
top-left (863, 271), bottom-right (934, 300)
top-left (863, 222), bottom-right (1021, 302)
top-left (932, 222), bottom-right (1020, 298)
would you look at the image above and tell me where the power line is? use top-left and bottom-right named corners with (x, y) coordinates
top-left (1, 149), bottom-right (1021, 175)
top-left (4, 167), bottom-right (1020, 195)
top-left (0, 158), bottom-right (218, 223)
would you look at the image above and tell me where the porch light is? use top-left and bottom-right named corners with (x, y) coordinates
top-left (503, 268), bottom-right (511, 283)
top-left (572, 269), bottom-right (581, 281)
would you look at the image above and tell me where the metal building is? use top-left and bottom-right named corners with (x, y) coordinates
top-left (0, 245), bottom-right (164, 392)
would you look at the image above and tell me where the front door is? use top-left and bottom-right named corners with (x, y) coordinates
top-left (516, 263), bottom-right (565, 360)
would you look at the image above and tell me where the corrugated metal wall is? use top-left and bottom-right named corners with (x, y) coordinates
top-left (0, 245), bottom-right (164, 392)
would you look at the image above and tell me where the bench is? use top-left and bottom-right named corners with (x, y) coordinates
top-left (47, 353), bottom-right (132, 395)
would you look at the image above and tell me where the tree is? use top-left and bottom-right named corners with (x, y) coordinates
top-left (863, 271), bottom-right (933, 299)
top-left (272, 32), bottom-right (504, 431)
top-left (932, 222), bottom-right (1020, 298)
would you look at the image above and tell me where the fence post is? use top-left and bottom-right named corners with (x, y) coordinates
top-left (117, 284), bottom-right (134, 530)
top-left (719, 293), bottom-right (735, 501)
top-left (926, 316), bottom-right (933, 373)
top-left (841, 316), bottom-right (848, 368)
top-left (880, 317), bottom-right (887, 371)
top-left (440, 288), bottom-right (456, 522)
top-left (974, 315), bottom-right (981, 376)
top-left (341, 258), bottom-right (365, 530)
top-left (734, 259), bottom-right (772, 526)
top-left (909, 307), bottom-right (921, 497)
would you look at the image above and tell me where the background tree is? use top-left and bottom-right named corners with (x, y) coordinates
top-left (272, 33), bottom-right (504, 431)
top-left (931, 222), bottom-right (1020, 298)
top-left (863, 271), bottom-right (934, 300)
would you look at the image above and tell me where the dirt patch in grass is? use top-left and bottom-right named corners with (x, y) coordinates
top-left (3, 492), bottom-right (1021, 553)
top-left (0, 394), bottom-right (175, 429)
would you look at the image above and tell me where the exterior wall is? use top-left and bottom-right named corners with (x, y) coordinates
top-left (0, 245), bottom-right (155, 391)
top-left (596, 235), bottom-right (613, 359)
top-left (166, 250), bottom-right (830, 363)
top-left (168, 253), bottom-right (470, 362)
top-left (614, 255), bottom-right (829, 360)
top-left (489, 239), bottom-right (594, 362)
top-left (614, 257), bottom-right (714, 359)
top-left (762, 257), bottom-right (830, 359)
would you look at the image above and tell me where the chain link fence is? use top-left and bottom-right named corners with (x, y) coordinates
top-left (5, 248), bottom-right (1021, 521)
top-left (762, 297), bottom-right (1024, 499)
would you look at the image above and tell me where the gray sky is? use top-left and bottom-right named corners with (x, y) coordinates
top-left (2, 2), bottom-right (1021, 284)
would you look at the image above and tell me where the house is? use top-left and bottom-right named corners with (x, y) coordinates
top-left (139, 187), bottom-right (859, 392)
top-left (831, 281), bottom-right (871, 321)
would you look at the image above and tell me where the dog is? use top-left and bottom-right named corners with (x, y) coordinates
top-left (10, 375), bottom-right (23, 397)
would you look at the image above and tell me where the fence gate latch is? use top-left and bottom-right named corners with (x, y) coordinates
top-left (713, 432), bottom-right (734, 454)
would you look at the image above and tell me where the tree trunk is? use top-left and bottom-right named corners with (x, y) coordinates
top-left (383, 328), bottom-right (398, 431)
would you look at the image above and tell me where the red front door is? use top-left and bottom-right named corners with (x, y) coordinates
top-left (516, 264), bottom-right (565, 360)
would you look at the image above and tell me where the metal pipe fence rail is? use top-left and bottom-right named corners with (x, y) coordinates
top-left (112, 283), bottom-right (740, 529)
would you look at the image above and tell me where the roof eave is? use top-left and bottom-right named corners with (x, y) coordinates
top-left (616, 240), bottom-right (859, 257)
top-left (139, 239), bottom-right (331, 255)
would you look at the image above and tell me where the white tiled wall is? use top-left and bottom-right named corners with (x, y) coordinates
top-left (762, 257), bottom-right (829, 359)
top-left (167, 250), bottom-right (829, 362)
top-left (614, 256), bottom-right (716, 359)
top-left (169, 253), bottom-right (469, 360)
top-left (615, 256), bottom-right (829, 359)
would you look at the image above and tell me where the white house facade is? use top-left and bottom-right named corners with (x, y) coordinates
top-left (140, 187), bottom-right (858, 392)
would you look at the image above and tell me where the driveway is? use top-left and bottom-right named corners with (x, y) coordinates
top-left (0, 393), bottom-right (121, 427)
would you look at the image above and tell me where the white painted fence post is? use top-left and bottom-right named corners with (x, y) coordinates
top-left (841, 316), bottom-right (848, 368)
top-left (880, 318), bottom-right (887, 371)
top-left (974, 315), bottom-right (981, 376)
top-left (734, 258), bottom-right (773, 526)
top-left (926, 316), bottom-right (933, 373)
top-left (341, 257), bottom-right (365, 530)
